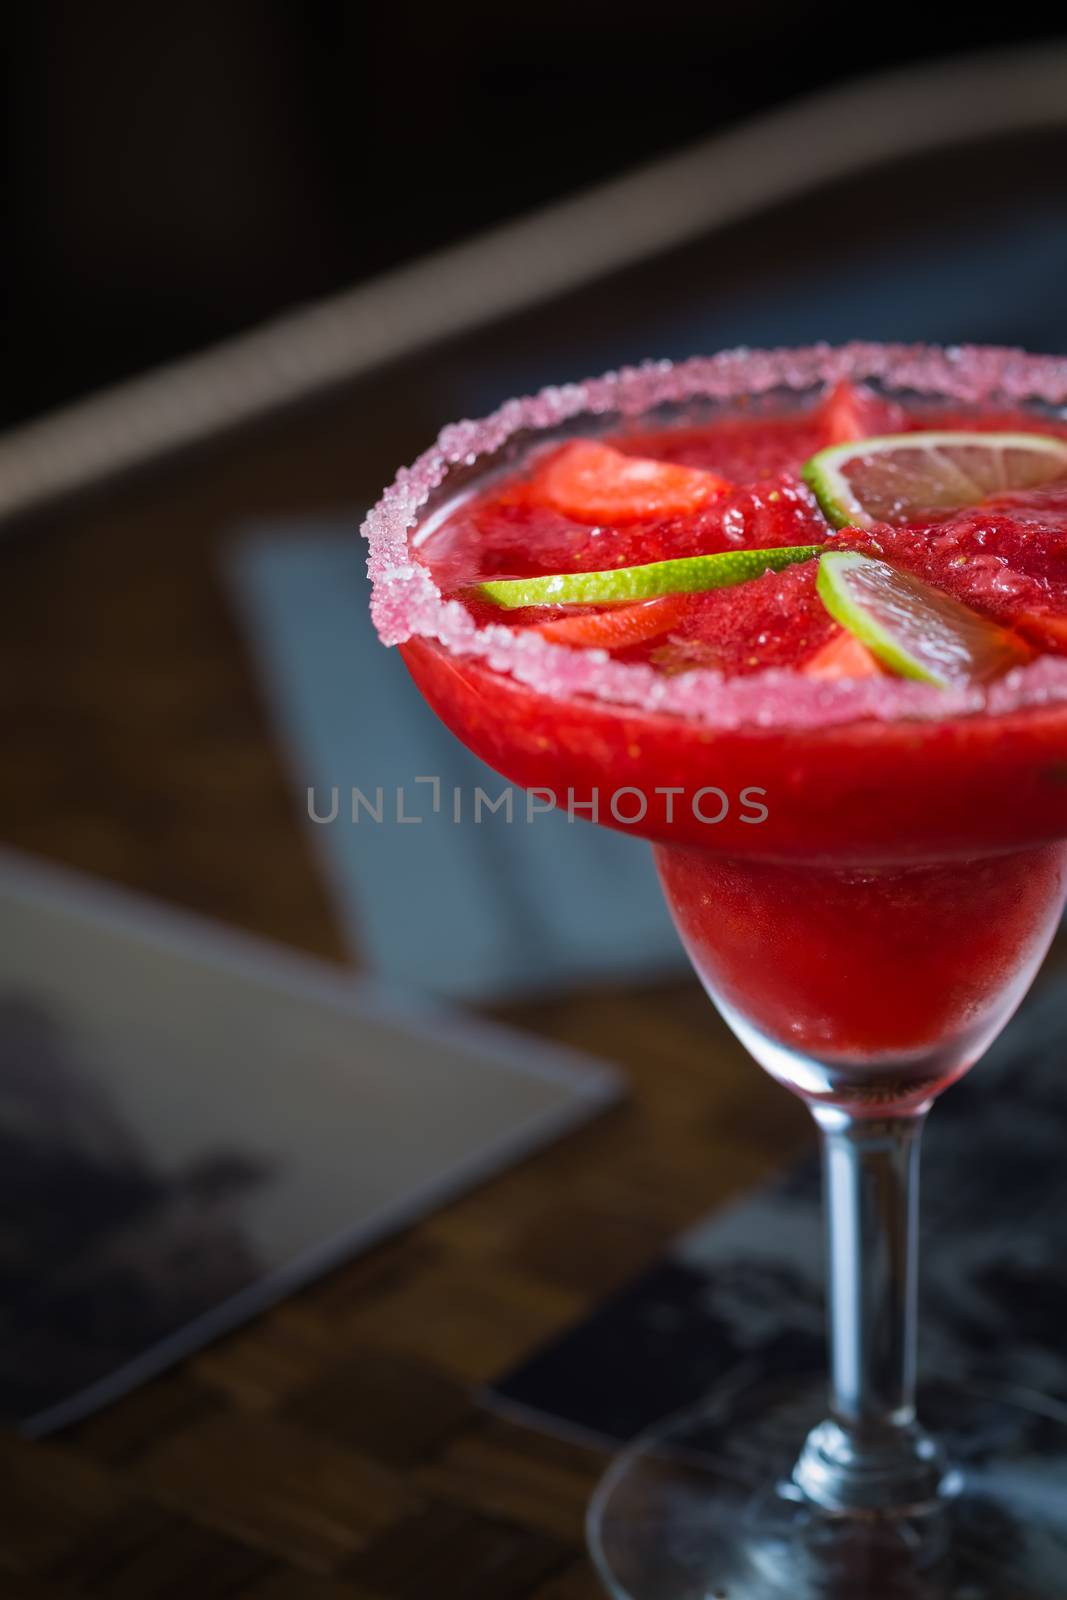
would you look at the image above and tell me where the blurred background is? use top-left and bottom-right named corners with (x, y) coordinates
top-left (2, 16), bottom-right (1067, 1583)
top-left (5, 6), bottom-right (1066, 430)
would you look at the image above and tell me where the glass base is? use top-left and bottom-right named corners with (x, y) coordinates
top-left (587, 1373), bottom-right (1067, 1599)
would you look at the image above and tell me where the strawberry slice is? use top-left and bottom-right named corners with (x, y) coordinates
top-left (534, 440), bottom-right (731, 524)
top-left (535, 593), bottom-right (693, 649)
top-left (800, 627), bottom-right (885, 680)
top-left (1014, 610), bottom-right (1067, 654)
top-left (818, 380), bottom-right (911, 445)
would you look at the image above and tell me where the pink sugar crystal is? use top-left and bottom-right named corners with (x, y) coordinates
top-left (361, 343), bottom-right (1067, 731)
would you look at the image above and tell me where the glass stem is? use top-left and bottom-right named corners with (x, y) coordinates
top-left (793, 1106), bottom-right (947, 1512)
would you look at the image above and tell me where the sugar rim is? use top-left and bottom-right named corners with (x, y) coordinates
top-left (361, 342), bottom-right (1067, 732)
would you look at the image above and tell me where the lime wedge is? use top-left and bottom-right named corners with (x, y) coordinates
top-left (804, 431), bottom-right (1067, 529)
top-left (476, 545), bottom-right (820, 609)
top-left (816, 550), bottom-right (1031, 686)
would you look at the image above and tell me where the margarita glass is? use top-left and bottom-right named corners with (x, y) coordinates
top-left (364, 345), bottom-right (1067, 1598)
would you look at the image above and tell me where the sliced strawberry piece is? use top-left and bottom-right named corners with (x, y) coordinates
top-left (1012, 611), bottom-right (1067, 654)
top-left (801, 627), bottom-right (886, 680)
top-left (429, 474), bottom-right (828, 590)
top-left (535, 593), bottom-right (694, 649)
top-left (818, 380), bottom-right (911, 445)
top-left (534, 440), bottom-right (731, 524)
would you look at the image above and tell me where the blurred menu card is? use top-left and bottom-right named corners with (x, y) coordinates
top-left (0, 850), bottom-right (618, 1435)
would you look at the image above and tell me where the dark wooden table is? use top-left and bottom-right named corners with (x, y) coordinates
top-left (0, 379), bottom-right (828, 1599)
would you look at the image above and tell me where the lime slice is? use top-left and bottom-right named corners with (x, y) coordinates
top-left (476, 545), bottom-right (820, 609)
top-left (804, 431), bottom-right (1067, 529)
top-left (817, 550), bottom-right (1031, 686)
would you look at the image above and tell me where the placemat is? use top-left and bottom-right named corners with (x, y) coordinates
top-left (491, 980), bottom-right (1067, 1445)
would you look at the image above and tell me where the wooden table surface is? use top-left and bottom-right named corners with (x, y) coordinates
top-left (0, 379), bottom-right (815, 1599)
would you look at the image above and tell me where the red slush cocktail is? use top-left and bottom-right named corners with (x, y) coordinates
top-left (365, 346), bottom-right (1067, 1597)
